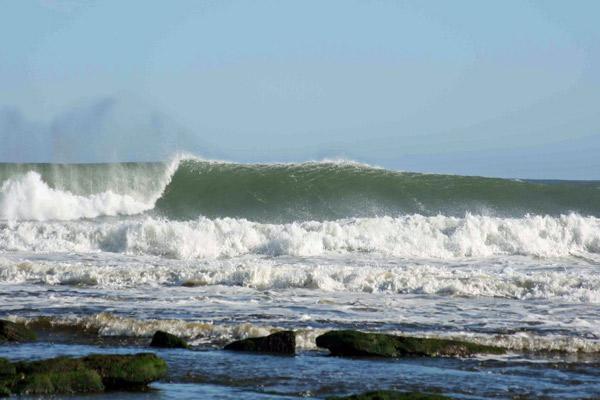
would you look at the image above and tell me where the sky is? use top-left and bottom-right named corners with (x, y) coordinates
top-left (0, 0), bottom-right (599, 179)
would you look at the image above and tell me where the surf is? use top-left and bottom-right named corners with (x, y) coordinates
top-left (1, 155), bottom-right (600, 222)
top-left (1, 213), bottom-right (599, 259)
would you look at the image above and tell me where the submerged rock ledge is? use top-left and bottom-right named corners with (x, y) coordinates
top-left (150, 330), bottom-right (190, 349)
top-left (0, 320), bottom-right (37, 343)
top-left (316, 330), bottom-right (505, 358)
top-left (224, 331), bottom-right (296, 355)
top-left (0, 353), bottom-right (166, 396)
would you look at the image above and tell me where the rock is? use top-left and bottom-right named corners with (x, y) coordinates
top-left (83, 353), bottom-right (167, 389)
top-left (327, 390), bottom-right (451, 400)
top-left (224, 331), bottom-right (296, 355)
top-left (0, 320), bottom-right (37, 343)
top-left (150, 330), bottom-right (190, 349)
top-left (14, 369), bottom-right (104, 395)
top-left (0, 358), bottom-right (15, 377)
top-left (1, 353), bottom-right (167, 396)
top-left (12, 357), bottom-right (103, 395)
top-left (15, 356), bottom-right (86, 375)
top-left (181, 279), bottom-right (207, 287)
top-left (0, 358), bottom-right (15, 397)
top-left (316, 330), bottom-right (504, 358)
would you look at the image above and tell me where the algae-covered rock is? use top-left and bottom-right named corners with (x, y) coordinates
top-left (316, 330), bottom-right (504, 358)
top-left (83, 353), bottom-right (167, 389)
top-left (224, 331), bottom-right (295, 355)
top-left (150, 330), bottom-right (190, 349)
top-left (12, 357), bottom-right (104, 395)
top-left (0, 385), bottom-right (10, 397)
top-left (327, 390), bottom-right (451, 400)
top-left (15, 356), bottom-right (87, 375)
top-left (0, 358), bottom-right (15, 397)
top-left (14, 369), bottom-right (104, 395)
top-left (3, 353), bottom-right (166, 396)
top-left (0, 320), bottom-right (37, 343)
top-left (0, 358), bottom-right (14, 377)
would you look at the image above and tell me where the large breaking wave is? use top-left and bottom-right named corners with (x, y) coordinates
top-left (1, 156), bottom-right (600, 222)
top-left (1, 156), bottom-right (600, 261)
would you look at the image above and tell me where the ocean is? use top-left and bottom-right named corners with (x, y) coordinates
top-left (1, 156), bottom-right (600, 399)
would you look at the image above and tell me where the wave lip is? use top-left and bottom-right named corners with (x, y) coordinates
top-left (0, 156), bottom-right (182, 222)
top-left (0, 171), bottom-right (152, 221)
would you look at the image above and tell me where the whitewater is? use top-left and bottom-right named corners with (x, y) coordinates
top-left (2, 155), bottom-right (600, 398)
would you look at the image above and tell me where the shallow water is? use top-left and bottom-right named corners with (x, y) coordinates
top-left (2, 342), bottom-right (600, 399)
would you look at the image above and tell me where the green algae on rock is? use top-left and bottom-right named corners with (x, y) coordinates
top-left (0, 320), bottom-right (37, 343)
top-left (0, 358), bottom-right (15, 398)
top-left (14, 369), bottom-right (104, 395)
top-left (327, 390), bottom-right (451, 400)
top-left (0, 353), bottom-right (167, 396)
top-left (150, 330), bottom-right (190, 349)
top-left (316, 330), bottom-right (504, 358)
top-left (0, 358), bottom-right (14, 377)
top-left (224, 331), bottom-right (296, 355)
top-left (11, 356), bottom-right (103, 395)
top-left (83, 353), bottom-right (168, 389)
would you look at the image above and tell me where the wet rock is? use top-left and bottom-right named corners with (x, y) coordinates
top-left (1, 353), bottom-right (167, 396)
top-left (12, 357), bottom-right (103, 395)
top-left (327, 390), bottom-right (451, 399)
top-left (316, 330), bottom-right (504, 358)
top-left (150, 330), bottom-right (190, 349)
top-left (0, 320), bottom-right (37, 343)
top-left (0, 358), bottom-right (15, 397)
top-left (14, 369), bottom-right (104, 395)
top-left (181, 279), bottom-right (207, 287)
top-left (83, 353), bottom-right (168, 389)
top-left (0, 358), bottom-right (14, 377)
top-left (0, 358), bottom-right (14, 398)
top-left (224, 331), bottom-right (296, 355)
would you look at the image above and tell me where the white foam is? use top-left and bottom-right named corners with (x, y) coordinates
top-left (1, 213), bottom-right (599, 258)
top-left (0, 171), bottom-right (152, 221)
top-left (9, 313), bottom-right (600, 353)
top-left (2, 255), bottom-right (600, 302)
top-left (0, 156), bottom-right (183, 222)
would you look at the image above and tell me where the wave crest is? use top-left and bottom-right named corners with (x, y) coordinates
top-left (0, 171), bottom-right (152, 220)
top-left (1, 157), bottom-right (600, 222)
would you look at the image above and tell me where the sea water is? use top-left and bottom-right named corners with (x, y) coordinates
top-left (1, 156), bottom-right (600, 398)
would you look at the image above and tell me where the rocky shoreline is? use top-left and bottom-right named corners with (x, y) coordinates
top-left (0, 318), bottom-right (519, 398)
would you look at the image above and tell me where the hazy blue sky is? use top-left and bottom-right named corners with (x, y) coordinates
top-left (1, 0), bottom-right (599, 178)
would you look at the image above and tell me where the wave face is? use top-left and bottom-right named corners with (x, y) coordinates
top-left (1, 157), bottom-right (600, 222)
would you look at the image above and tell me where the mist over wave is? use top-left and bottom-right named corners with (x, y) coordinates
top-left (1, 156), bottom-right (599, 222)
